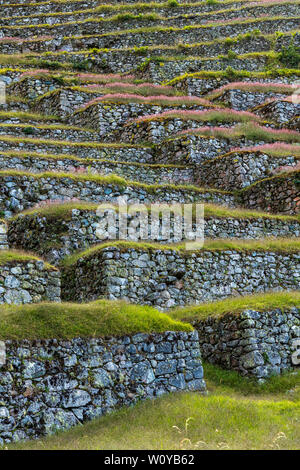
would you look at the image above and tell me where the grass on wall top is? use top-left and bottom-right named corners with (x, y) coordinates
top-left (170, 291), bottom-right (300, 322)
top-left (0, 299), bottom-right (192, 340)
top-left (0, 249), bottom-right (56, 269)
top-left (62, 238), bottom-right (300, 267)
top-left (0, 169), bottom-right (232, 195)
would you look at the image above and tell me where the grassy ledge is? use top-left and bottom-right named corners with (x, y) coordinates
top-left (0, 249), bottom-right (56, 269)
top-left (169, 291), bottom-right (300, 323)
top-left (62, 238), bottom-right (300, 267)
top-left (10, 201), bottom-right (300, 223)
top-left (0, 169), bottom-right (231, 195)
top-left (0, 299), bottom-right (192, 340)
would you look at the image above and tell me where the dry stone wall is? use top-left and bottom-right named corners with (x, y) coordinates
top-left (195, 307), bottom-right (300, 379)
top-left (8, 209), bottom-right (300, 266)
top-left (0, 259), bottom-right (60, 305)
top-left (0, 331), bottom-right (205, 445)
top-left (62, 246), bottom-right (300, 308)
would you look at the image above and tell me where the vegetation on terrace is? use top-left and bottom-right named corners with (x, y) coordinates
top-left (129, 109), bottom-right (263, 125)
top-left (0, 169), bottom-right (232, 195)
top-left (0, 149), bottom-right (189, 169)
top-left (11, 200), bottom-right (300, 223)
top-left (0, 134), bottom-right (151, 149)
top-left (205, 81), bottom-right (298, 100)
top-left (0, 249), bottom-right (55, 268)
top-left (174, 122), bottom-right (300, 143)
top-left (3, 0), bottom-right (297, 23)
top-left (8, 14), bottom-right (298, 39)
top-left (62, 238), bottom-right (300, 267)
top-left (218, 143), bottom-right (300, 159)
top-left (0, 111), bottom-right (59, 122)
top-left (166, 67), bottom-right (300, 86)
top-left (7, 379), bottom-right (300, 450)
top-left (0, 299), bottom-right (192, 340)
top-left (75, 94), bottom-right (216, 112)
top-left (170, 291), bottom-right (300, 323)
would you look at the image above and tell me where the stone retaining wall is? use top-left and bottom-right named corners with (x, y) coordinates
top-left (0, 331), bottom-right (205, 445)
top-left (0, 139), bottom-right (155, 163)
top-left (256, 100), bottom-right (300, 125)
top-left (62, 246), bottom-right (300, 308)
top-left (9, 208), bottom-right (300, 265)
top-left (0, 258), bottom-right (60, 304)
top-left (0, 153), bottom-right (193, 186)
top-left (159, 135), bottom-right (263, 164)
top-left (0, 125), bottom-right (98, 142)
top-left (0, 173), bottom-right (235, 218)
top-left (2, 17), bottom-right (297, 53)
top-left (174, 75), bottom-right (298, 97)
top-left (195, 307), bottom-right (300, 379)
top-left (240, 172), bottom-right (300, 215)
top-left (197, 152), bottom-right (299, 190)
top-left (71, 101), bottom-right (207, 138)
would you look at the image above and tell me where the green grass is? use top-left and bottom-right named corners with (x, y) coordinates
top-left (204, 362), bottom-right (300, 398)
top-left (0, 299), bottom-right (192, 341)
top-left (0, 111), bottom-right (59, 122)
top-left (0, 134), bottom-right (150, 149)
top-left (6, 383), bottom-right (300, 450)
top-left (165, 67), bottom-right (300, 86)
top-left (62, 238), bottom-right (300, 267)
top-left (10, 201), bottom-right (300, 223)
top-left (0, 249), bottom-right (55, 268)
top-left (0, 122), bottom-right (96, 132)
top-left (0, 149), bottom-right (187, 169)
top-left (175, 122), bottom-right (300, 143)
top-left (0, 169), bottom-right (231, 195)
top-left (169, 291), bottom-right (300, 323)
top-left (4, 0), bottom-right (297, 24)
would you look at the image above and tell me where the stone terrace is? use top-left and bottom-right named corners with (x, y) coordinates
top-left (0, 0), bottom-right (299, 444)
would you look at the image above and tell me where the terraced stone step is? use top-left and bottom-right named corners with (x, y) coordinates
top-left (0, 150), bottom-right (194, 185)
top-left (173, 292), bottom-right (300, 378)
top-left (118, 109), bottom-right (264, 145)
top-left (69, 96), bottom-right (218, 137)
top-left (0, 135), bottom-right (156, 162)
top-left (0, 122), bottom-right (98, 141)
top-left (0, 170), bottom-right (235, 218)
top-left (1, 16), bottom-right (297, 53)
top-left (61, 240), bottom-right (300, 307)
top-left (8, 202), bottom-right (300, 265)
top-left (158, 125), bottom-right (300, 164)
top-left (2, 2), bottom-right (299, 37)
top-left (205, 82), bottom-right (298, 111)
top-left (2, 0), bottom-right (294, 26)
top-left (141, 52), bottom-right (295, 83)
top-left (0, 250), bottom-right (60, 304)
top-left (240, 170), bottom-right (300, 215)
top-left (195, 145), bottom-right (300, 190)
top-left (34, 88), bottom-right (209, 121)
top-left (168, 69), bottom-right (300, 96)
top-left (9, 76), bottom-right (176, 102)
top-left (254, 98), bottom-right (300, 125)
top-left (14, 50), bottom-right (275, 76)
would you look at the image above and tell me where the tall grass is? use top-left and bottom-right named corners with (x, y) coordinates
top-left (176, 122), bottom-right (300, 143)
